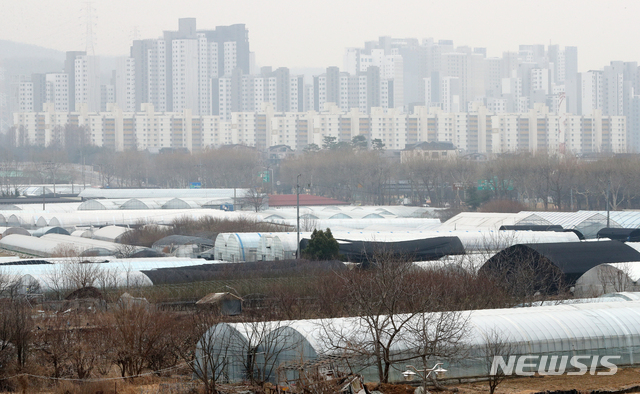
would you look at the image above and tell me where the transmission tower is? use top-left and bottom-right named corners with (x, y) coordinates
top-left (132, 26), bottom-right (140, 41)
top-left (83, 1), bottom-right (96, 55)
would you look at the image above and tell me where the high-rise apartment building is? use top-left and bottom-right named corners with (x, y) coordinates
top-left (74, 55), bottom-right (101, 112)
top-left (45, 73), bottom-right (69, 112)
top-left (114, 57), bottom-right (136, 112)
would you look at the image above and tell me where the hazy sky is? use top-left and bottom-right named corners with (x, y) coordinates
top-left (1, 0), bottom-right (638, 71)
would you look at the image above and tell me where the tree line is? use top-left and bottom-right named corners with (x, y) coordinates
top-left (3, 127), bottom-right (640, 211)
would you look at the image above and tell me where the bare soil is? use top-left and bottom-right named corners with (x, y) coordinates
top-left (451, 366), bottom-right (640, 393)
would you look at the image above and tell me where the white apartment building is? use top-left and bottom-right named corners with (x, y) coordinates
top-left (290, 76), bottom-right (300, 113)
top-left (148, 39), bottom-right (167, 112)
top-left (74, 55), bottom-right (101, 112)
top-left (172, 39), bottom-right (199, 114)
top-left (18, 82), bottom-right (33, 113)
top-left (581, 71), bottom-right (603, 116)
top-left (45, 73), bottom-right (69, 112)
top-left (218, 77), bottom-right (232, 121)
top-left (531, 68), bottom-right (550, 95)
top-left (197, 34), bottom-right (210, 116)
top-left (114, 57), bottom-right (136, 112)
top-left (223, 42), bottom-right (237, 77)
top-left (13, 104), bottom-right (627, 155)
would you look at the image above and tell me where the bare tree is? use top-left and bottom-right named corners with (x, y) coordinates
top-left (240, 188), bottom-right (268, 212)
top-left (483, 329), bottom-right (516, 394)
top-left (406, 310), bottom-right (470, 392)
top-left (318, 252), bottom-right (470, 383)
top-left (171, 311), bottom-right (231, 394)
top-left (64, 261), bottom-right (103, 290)
top-left (594, 263), bottom-right (635, 295)
top-left (480, 246), bottom-right (567, 306)
top-left (109, 303), bottom-right (172, 379)
top-left (239, 320), bottom-right (304, 385)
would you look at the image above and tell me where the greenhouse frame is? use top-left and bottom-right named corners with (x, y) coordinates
top-left (197, 301), bottom-right (640, 384)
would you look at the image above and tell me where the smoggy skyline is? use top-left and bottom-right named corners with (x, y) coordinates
top-left (1, 0), bottom-right (636, 71)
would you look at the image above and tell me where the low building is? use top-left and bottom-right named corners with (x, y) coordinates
top-left (401, 141), bottom-right (458, 163)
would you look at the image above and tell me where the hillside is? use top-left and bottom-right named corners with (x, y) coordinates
top-left (0, 40), bottom-right (65, 75)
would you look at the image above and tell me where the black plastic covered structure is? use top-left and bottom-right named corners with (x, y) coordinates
top-left (597, 228), bottom-right (640, 242)
top-left (152, 235), bottom-right (214, 248)
top-left (305, 236), bottom-right (466, 263)
top-left (142, 259), bottom-right (346, 285)
top-left (479, 240), bottom-right (640, 293)
top-left (499, 225), bottom-right (564, 231)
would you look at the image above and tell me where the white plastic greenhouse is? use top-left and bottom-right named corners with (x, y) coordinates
top-left (578, 211), bottom-right (640, 229)
top-left (213, 234), bottom-right (228, 261)
top-left (439, 212), bottom-right (532, 230)
top-left (574, 261), bottom-right (640, 297)
top-left (5, 209), bottom-right (257, 229)
top-left (198, 300), bottom-right (640, 383)
top-left (271, 218), bottom-right (441, 231)
top-left (224, 233), bottom-right (263, 262)
top-left (0, 256), bottom-right (219, 292)
top-left (85, 225), bottom-right (132, 243)
top-left (79, 188), bottom-right (247, 200)
top-left (0, 233), bottom-right (142, 257)
top-left (515, 211), bottom-right (621, 239)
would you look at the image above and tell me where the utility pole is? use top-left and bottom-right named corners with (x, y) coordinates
top-left (296, 174), bottom-right (301, 259)
top-left (607, 178), bottom-right (611, 228)
top-left (42, 161), bottom-right (55, 211)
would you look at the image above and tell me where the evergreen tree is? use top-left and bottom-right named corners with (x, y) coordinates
top-left (302, 228), bottom-right (340, 260)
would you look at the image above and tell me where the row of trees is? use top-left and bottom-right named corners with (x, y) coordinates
top-left (4, 123), bottom-right (640, 210)
top-left (97, 150), bottom-right (640, 210)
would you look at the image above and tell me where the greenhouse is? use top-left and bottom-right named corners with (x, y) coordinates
top-left (87, 225), bottom-right (132, 243)
top-left (479, 241), bottom-right (640, 293)
top-left (580, 211), bottom-right (640, 229)
top-left (272, 218), bottom-right (441, 231)
top-left (11, 209), bottom-right (254, 229)
top-left (161, 198), bottom-right (202, 209)
top-left (432, 230), bottom-right (580, 252)
top-left (573, 262), bottom-right (640, 297)
top-left (227, 229), bottom-right (582, 263)
top-left (6, 203), bottom-right (82, 213)
top-left (0, 256), bottom-right (216, 292)
top-left (198, 301), bottom-right (640, 383)
top-left (597, 228), bottom-right (640, 242)
top-left (0, 234), bottom-right (62, 257)
top-left (499, 224), bottom-right (564, 231)
top-left (152, 235), bottom-right (214, 257)
top-left (439, 212), bottom-right (532, 230)
top-left (224, 233), bottom-right (263, 262)
top-left (119, 198), bottom-right (164, 210)
top-left (30, 226), bottom-right (70, 237)
top-left (2, 227), bottom-right (31, 237)
top-left (515, 211), bottom-right (622, 239)
top-left (77, 199), bottom-right (128, 210)
top-left (213, 234), bottom-right (228, 261)
top-left (259, 233), bottom-right (301, 261)
top-left (0, 233), bottom-right (145, 258)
